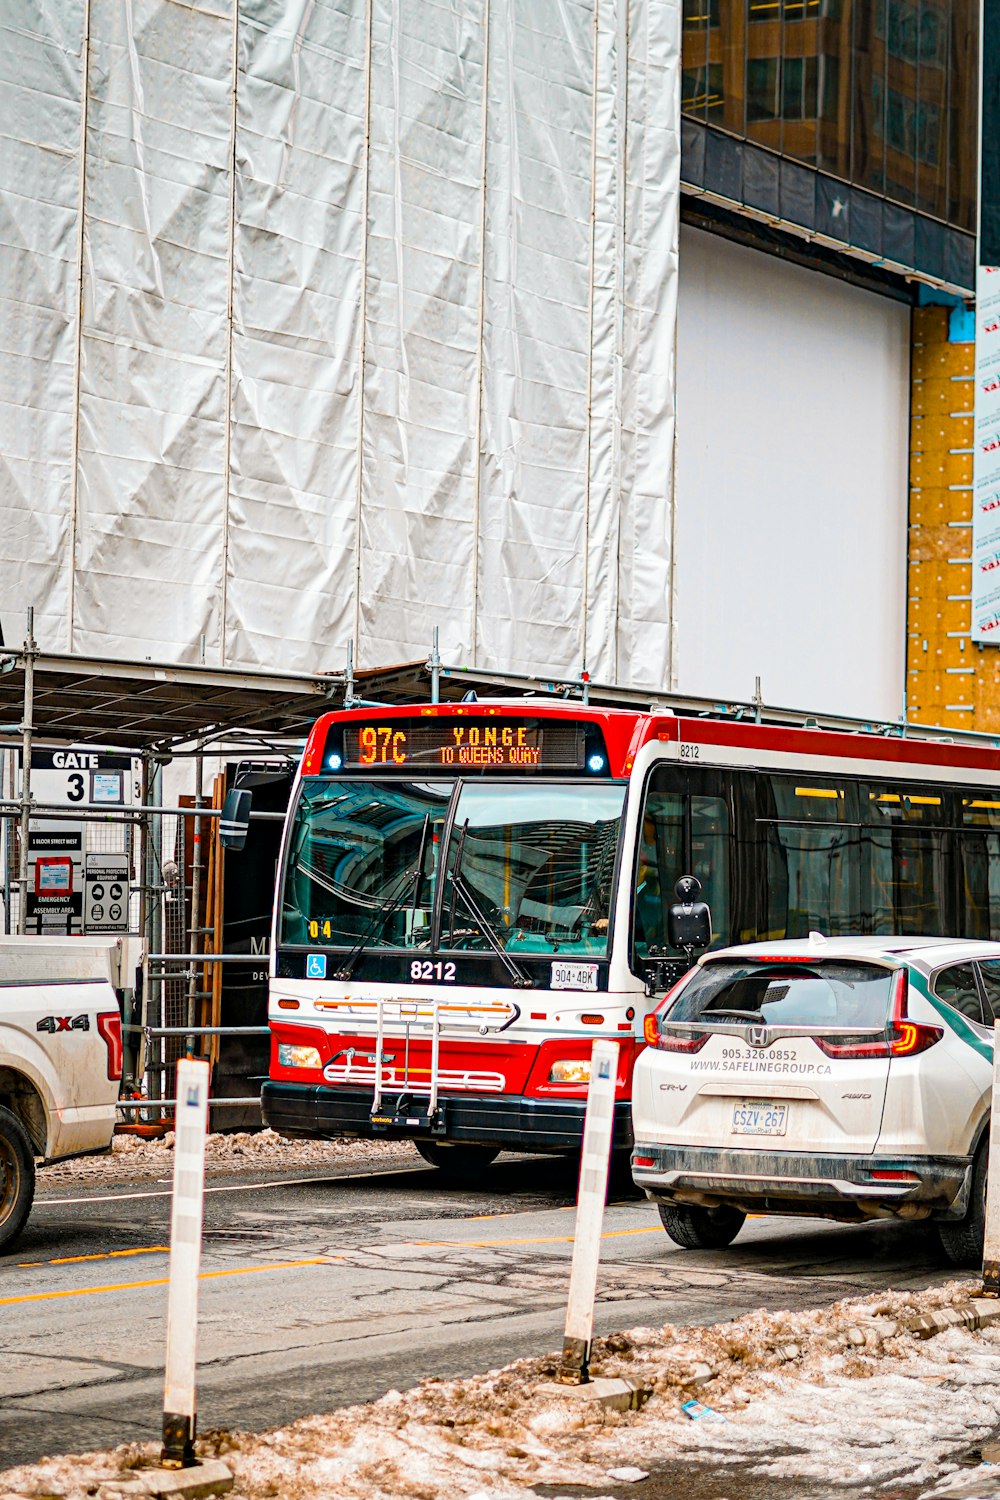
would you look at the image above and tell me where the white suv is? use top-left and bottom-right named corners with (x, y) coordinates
top-left (631, 936), bottom-right (1000, 1264)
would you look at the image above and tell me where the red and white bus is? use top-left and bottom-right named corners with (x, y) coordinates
top-left (260, 699), bottom-right (1000, 1174)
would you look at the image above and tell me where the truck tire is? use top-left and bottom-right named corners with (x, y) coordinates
top-left (414, 1141), bottom-right (499, 1182)
top-left (938, 1144), bottom-right (988, 1267)
top-left (658, 1201), bottom-right (746, 1250)
top-left (0, 1106), bottom-right (35, 1254)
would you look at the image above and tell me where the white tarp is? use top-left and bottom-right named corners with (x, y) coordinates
top-left (0, 0), bottom-right (679, 686)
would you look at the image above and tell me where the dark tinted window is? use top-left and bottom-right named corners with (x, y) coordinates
top-left (633, 769), bottom-right (732, 957)
top-left (634, 788), bottom-right (684, 957)
top-left (863, 785), bottom-right (950, 824)
top-left (978, 959), bottom-right (1000, 1022)
top-left (957, 832), bottom-right (1000, 940)
top-left (931, 962), bottom-right (985, 1023)
top-left (962, 795), bottom-right (1000, 829)
top-left (669, 959), bottom-right (894, 1027)
top-left (762, 776), bottom-right (854, 821)
top-left (864, 827), bottom-right (948, 933)
top-left (766, 825), bottom-right (861, 937)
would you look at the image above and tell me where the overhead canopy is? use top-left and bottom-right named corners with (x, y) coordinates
top-left (0, 651), bottom-right (345, 754)
top-left (0, 647), bottom-right (987, 757)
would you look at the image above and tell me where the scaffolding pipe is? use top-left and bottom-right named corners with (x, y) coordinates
top-left (16, 609), bottom-right (35, 935)
top-left (186, 744), bottom-right (205, 1050)
top-left (0, 802), bottom-right (285, 820)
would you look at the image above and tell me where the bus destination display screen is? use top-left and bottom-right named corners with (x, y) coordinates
top-left (342, 717), bottom-right (588, 771)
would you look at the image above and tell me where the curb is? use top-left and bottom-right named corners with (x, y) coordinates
top-left (901, 1297), bottom-right (1000, 1341)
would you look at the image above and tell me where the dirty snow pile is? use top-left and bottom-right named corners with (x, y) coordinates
top-left (39, 1130), bottom-right (416, 1185)
top-left (8, 1281), bottom-right (1000, 1499)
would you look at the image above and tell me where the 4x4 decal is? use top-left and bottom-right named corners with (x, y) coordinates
top-left (36, 1014), bottom-right (91, 1034)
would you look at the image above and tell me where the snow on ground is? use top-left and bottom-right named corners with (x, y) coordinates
top-left (39, 1130), bottom-right (416, 1186)
top-left (7, 1281), bottom-right (1000, 1499)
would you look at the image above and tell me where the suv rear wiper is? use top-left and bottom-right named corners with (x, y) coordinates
top-left (444, 821), bottom-right (533, 989)
top-left (333, 814), bottom-right (431, 980)
top-left (704, 1008), bottom-right (765, 1022)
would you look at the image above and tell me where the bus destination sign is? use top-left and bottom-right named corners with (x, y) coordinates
top-left (342, 717), bottom-right (586, 771)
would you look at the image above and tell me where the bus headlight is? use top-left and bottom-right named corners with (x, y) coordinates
top-left (548, 1059), bottom-right (591, 1084)
top-left (278, 1044), bottom-right (322, 1069)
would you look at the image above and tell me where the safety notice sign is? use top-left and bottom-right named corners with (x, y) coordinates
top-left (84, 853), bottom-right (130, 933)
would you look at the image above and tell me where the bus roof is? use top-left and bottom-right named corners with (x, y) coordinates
top-left (301, 700), bottom-right (1000, 781)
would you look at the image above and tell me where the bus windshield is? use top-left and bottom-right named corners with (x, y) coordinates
top-left (280, 779), bottom-right (627, 959)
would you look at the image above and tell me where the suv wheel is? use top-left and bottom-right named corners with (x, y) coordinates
top-left (658, 1201), bottom-right (746, 1250)
top-left (938, 1144), bottom-right (988, 1267)
top-left (0, 1106), bottom-right (36, 1254)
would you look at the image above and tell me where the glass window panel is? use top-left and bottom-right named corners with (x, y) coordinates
top-left (958, 831), bottom-right (1000, 940)
top-left (670, 958), bottom-right (892, 1025)
top-left (978, 959), bottom-right (1000, 1021)
top-left (442, 783), bottom-right (627, 957)
top-left (862, 783), bottom-right (950, 825)
top-left (766, 824), bottom-right (861, 938)
top-left (692, 795), bottom-right (731, 947)
top-left (962, 794), bottom-right (1000, 829)
top-left (931, 962), bottom-right (985, 1023)
top-left (863, 827), bottom-right (947, 932)
top-left (747, 56), bottom-right (780, 119)
top-left (632, 774), bottom-right (732, 956)
top-left (633, 789), bottom-right (685, 958)
top-left (762, 774), bottom-right (854, 821)
top-left (682, 63), bottom-right (725, 117)
top-left (280, 779), bottom-right (451, 948)
top-left (682, 0), bottom-right (975, 232)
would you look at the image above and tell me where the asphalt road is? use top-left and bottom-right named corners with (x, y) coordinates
top-left (0, 1150), bottom-right (959, 1472)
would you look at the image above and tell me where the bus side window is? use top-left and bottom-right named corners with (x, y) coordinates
top-left (691, 795), bottom-right (730, 947)
top-left (632, 783), bottom-right (684, 957)
top-left (631, 770), bottom-right (731, 956)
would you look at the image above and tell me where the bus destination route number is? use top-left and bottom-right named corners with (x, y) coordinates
top-left (342, 718), bottom-right (587, 771)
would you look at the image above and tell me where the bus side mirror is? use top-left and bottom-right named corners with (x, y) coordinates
top-left (219, 788), bottom-right (252, 851)
top-left (667, 875), bottom-right (712, 954)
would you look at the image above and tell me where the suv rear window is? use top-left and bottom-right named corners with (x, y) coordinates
top-left (668, 960), bottom-right (895, 1028)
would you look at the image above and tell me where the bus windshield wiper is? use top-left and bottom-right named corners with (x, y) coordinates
top-left (333, 814), bottom-right (431, 981)
top-left (444, 821), bottom-right (533, 989)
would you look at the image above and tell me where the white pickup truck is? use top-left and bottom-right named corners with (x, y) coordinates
top-left (0, 937), bottom-right (123, 1251)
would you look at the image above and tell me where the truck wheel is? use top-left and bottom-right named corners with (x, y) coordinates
top-left (414, 1141), bottom-right (499, 1182)
top-left (0, 1106), bottom-right (35, 1254)
top-left (938, 1144), bottom-right (988, 1267)
top-left (658, 1201), bottom-right (746, 1250)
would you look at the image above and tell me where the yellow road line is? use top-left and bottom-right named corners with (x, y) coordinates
top-left (0, 1257), bottom-right (335, 1307)
top-left (18, 1245), bottom-right (169, 1269)
top-left (415, 1226), bottom-right (660, 1248)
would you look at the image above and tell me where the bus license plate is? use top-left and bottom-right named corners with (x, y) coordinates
top-left (731, 1101), bottom-right (787, 1137)
top-left (551, 962), bottom-right (598, 991)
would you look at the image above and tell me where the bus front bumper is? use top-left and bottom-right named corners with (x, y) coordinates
top-left (261, 1081), bottom-right (633, 1154)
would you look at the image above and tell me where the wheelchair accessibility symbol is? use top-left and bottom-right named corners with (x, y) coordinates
top-left (306, 953), bottom-right (327, 979)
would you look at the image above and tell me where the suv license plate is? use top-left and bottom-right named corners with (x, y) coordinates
top-left (731, 1101), bottom-right (788, 1137)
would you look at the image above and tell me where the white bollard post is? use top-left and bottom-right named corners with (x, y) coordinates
top-left (559, 1039), bottom-right (620, 1384)
top-left (162, 1056), bottom-right (211, 1467)
top-left (983, 1021), bottom-right (1000, 1296)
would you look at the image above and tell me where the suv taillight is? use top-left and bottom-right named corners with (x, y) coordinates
top-left (656, 1029), bottom-right (710, 1054)
top-left (643, 971), bottom-right (699, 1049)
top-left (813, 970), bottom-right (942, 1060)
top-left (97, 1011), bottom-right (123, 1081)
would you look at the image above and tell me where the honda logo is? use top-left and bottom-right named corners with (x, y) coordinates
top-left (746, 1025), bottom-right (770, 1048)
